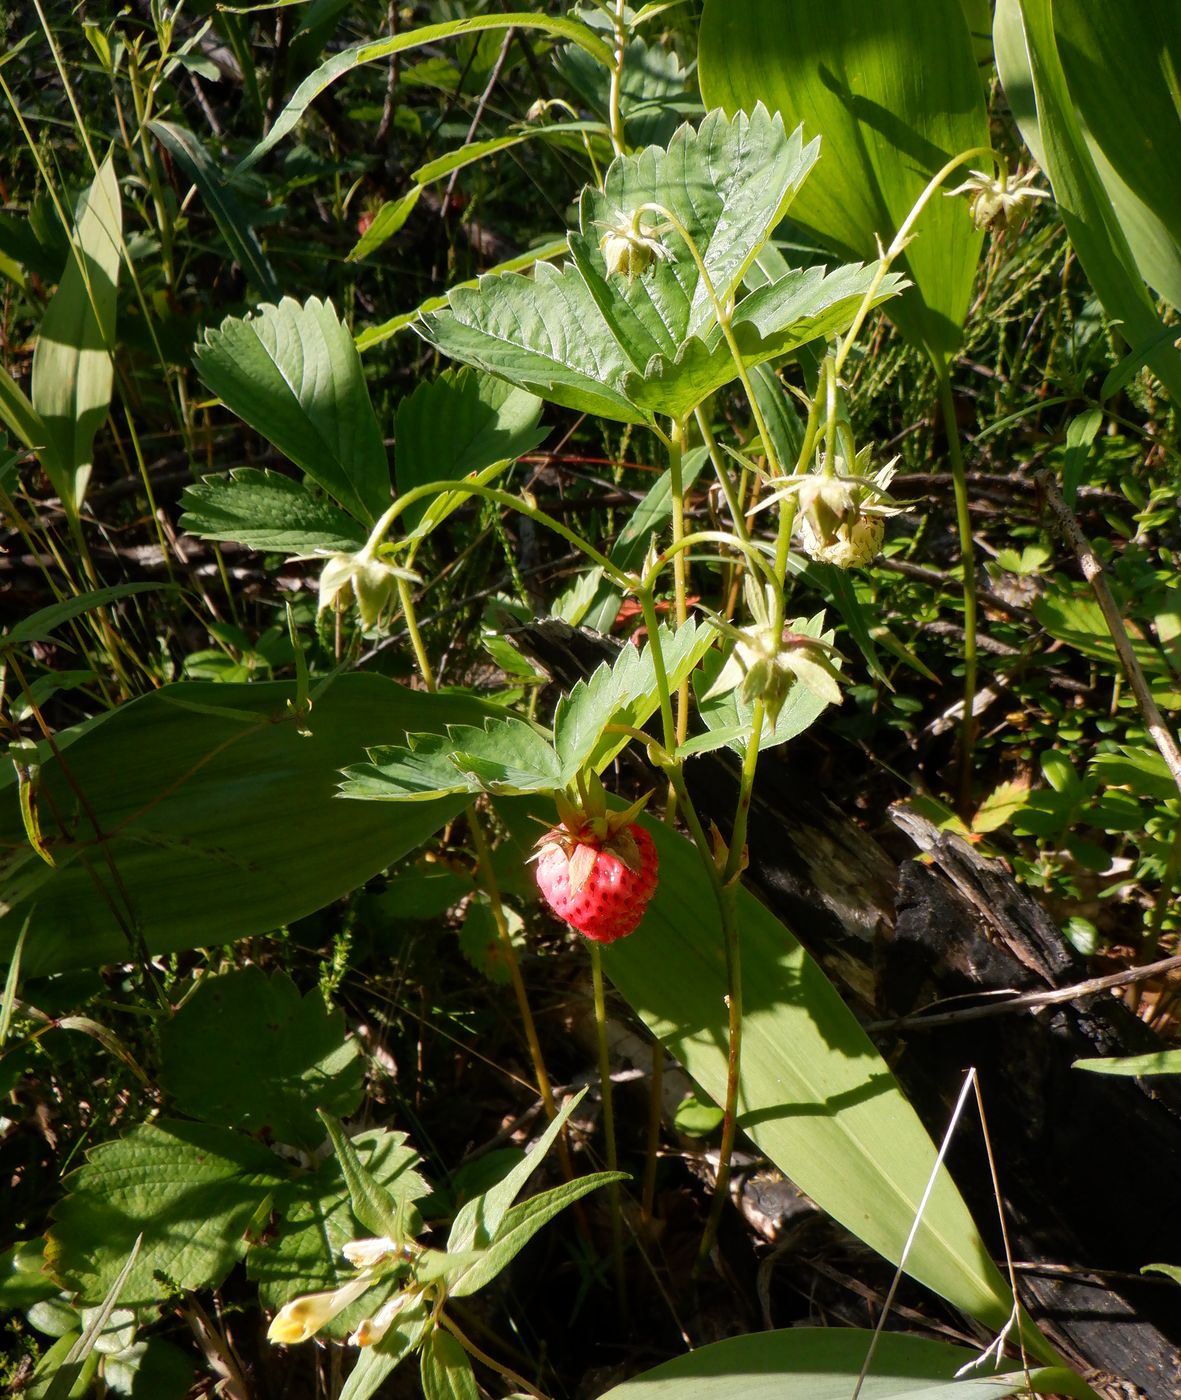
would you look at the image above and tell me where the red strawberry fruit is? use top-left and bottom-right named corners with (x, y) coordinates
top-left (534, 798), bottom-right (658, 943)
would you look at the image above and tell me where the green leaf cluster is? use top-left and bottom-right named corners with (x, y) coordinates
top-left (419, 106), bottom-right (904, 424)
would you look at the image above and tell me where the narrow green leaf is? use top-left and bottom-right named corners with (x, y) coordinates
top-left (180, 469), bottom-right (368, 554)
top-left (320, 1113), bottom-right (407, 1240)
top-left (148, 121), bottom-right (278, 298)
top-left (603, 819), bottom-right (1018, 1331)
top-left (347, 188), bottom-right (421, 262)
top-left (420, 1329), bottom-right (479, 1400)
top-left (2, 583), bottom-right (166, 650)
top-left (31, 152), bottom-right (122, 514)
top-left (448, 1171), bottom-right (626, 1297)
top-left (1053, 1), bottom-right (1181, 308)
top-left (994, 0), bottom-right (1181, 402)
top-left (699, 0), bottom-right (989, 363)
top-left (447, 1088), bottom-right (587, 1256)
top-left (238, 14), bottom-right (613, 172)
top-left (194, 297), bottom-right (391, 525)
top-left (1074, 1049), bottom-right (1181, 1077)
top-left (0, 364), bottom-right (44, 451)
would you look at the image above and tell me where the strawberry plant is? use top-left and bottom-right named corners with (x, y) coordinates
top-left (2, 2), bottom-right (1180, 1398)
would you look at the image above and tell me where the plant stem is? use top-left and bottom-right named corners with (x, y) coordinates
top-left (606, 0), bottom-right (627, 157)
top-left (697, 698), bottom-right (765, 1266)
top-left (590, 941), bottom-right (626, 1307)
top-left (441, 1311), bottom-right (549, 1400)
top-left (937, 366), bottom-right (978, 815)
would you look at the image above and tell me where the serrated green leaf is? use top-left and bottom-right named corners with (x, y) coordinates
top-left (570, 105), bottom-right (817, 350)
top-left (45, 1121), bottom-right (286, 1306)
top-left (194, 297), bottom-right (390, 525)
top-left (448, 717), bottom-right (564, 793)
top-left (31, 152), bottom-right (121, 515)
top-left (419, 261), bottom-right (648, 425)
top-left (449, 1171), bottom-right (625, 1298)
top-left (447, 1088), bottom-right (586, 1257)
top-left (148, 121), bottom-right (278, 298)
top-left (249, 1127), bottom-right (428, 1330)
top-left (420, 111), bottom-right (897, 423)
top-left (180, 469), bottom-right (367, 553)
top-left (394, 369), bottom-right (545, 531)
top-left (160, 967), bottom-right (363, 1150)
top-left (346, 716), bottom-right (561, 802)
top-left (554, 618), bottom-right (716, 782)
top-left (355, 240), bottom-right (568, 353)
top-left (458, 893), bottom-right (523, 985)
top-left (420, 1327), bottom-right (479, 1400)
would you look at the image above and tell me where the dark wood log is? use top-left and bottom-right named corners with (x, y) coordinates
top-left (513, 618), bottom-right (1181, 1400)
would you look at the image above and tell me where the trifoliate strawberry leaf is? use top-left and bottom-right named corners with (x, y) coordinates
top-left (394, 369), bottom-right (545, 531)
top-left (159, 966), bottom-right (363, 1151)
top-left (418, 108), bottom-right (828, 424)
top-left (248, 1127), bottom-right (428, 1335)
top-left (180, 469), bottom-right (368, 554)
top-left (570, 105), bottom-right (816, 351)
top-left (45, 1121), bottom-right (286, 1306)
top-left (194, 297), bottom-right (390, 525)
top-left (553, 618), bottom-right (715, 782)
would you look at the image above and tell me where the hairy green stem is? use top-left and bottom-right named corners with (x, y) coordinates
top-left (591, 941), bottom-right (626, 1307)
top-left (698, 698), bottom-right (765, 1265)
top-left (606, 0), bottom-right (627, 157)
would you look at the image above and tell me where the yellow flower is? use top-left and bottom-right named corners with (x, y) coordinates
top-left (266, 1274), bottom-right (373, 1345)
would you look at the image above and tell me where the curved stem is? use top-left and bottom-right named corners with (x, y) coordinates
top-left (440, 1311), bottom-right (549, 1400)
top-left (397, 576), bottom-right (435, 691)
top-left (372, 481), bottom-right (632, 589)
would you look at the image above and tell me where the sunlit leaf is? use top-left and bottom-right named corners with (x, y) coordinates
top-left (699, 0), bottom-right (988, 363)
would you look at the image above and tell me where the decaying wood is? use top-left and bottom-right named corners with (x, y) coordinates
top-left (514, 618), bottom-right (1181, 1400)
